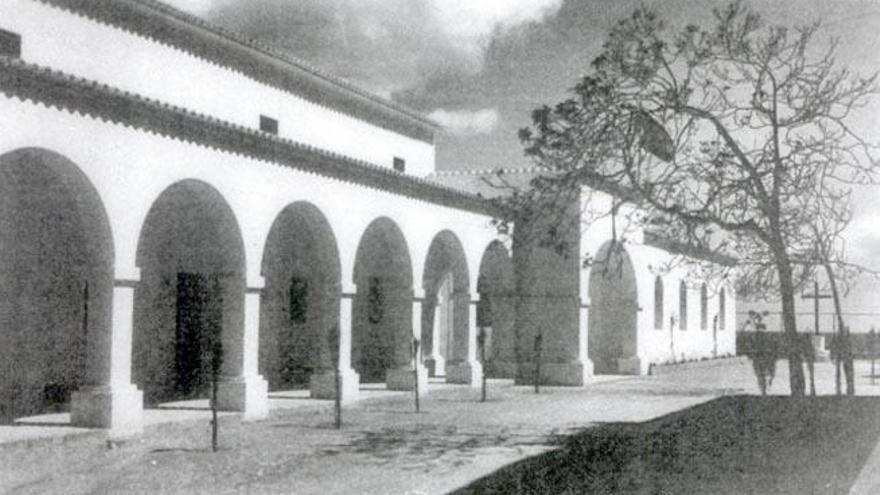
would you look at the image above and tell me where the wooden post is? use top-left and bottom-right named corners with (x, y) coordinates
top-left (334, 362), bottom-right (342, 429)
top-left (412, 337), bottom-right (420, 413)
top-left (211, 339), bottom-right (222, 452)
top-left (534, 333), bottom-right (543, 394)
top-left (478, 327), bottom-right (487, 402)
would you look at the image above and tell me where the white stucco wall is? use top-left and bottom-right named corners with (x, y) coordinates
top-left (579, 189), bottom-right (737, 373)
top-left (0, 94), bottom-right (496, 301)
top-left (1, 0), bottom-right (436, 177)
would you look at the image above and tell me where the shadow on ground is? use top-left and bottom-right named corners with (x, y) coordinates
top-left (451, 396), bottom-right (880, 495)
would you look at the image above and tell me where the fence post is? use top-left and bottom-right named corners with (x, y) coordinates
top-left (211, 339), bottom-right (222, 452)
top-left (869, 328), bottom-right (876, 385)
top-left (534, 333), bottom-right (543, 394)
top-left (412, 337), bottom-right (420, 413)
top-left (334, 361), bottom-right (342, 429)
top-left (478, 327), bottom-right (487, 402)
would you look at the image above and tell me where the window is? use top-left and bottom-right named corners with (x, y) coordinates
top-left (0, 29), bottom-right (21, 58)
top-left (653, 276), bottom-right (664, 330)
top-left (259, 115), bottom-right (279, 135)
top-left (679, 281), bottom-right (688, 331)
top-left (289, 277), bottom-right (309, 324)
top-left (393, 157), bottom-right (406, 173)
top-left (700, 284), bottom-right (708, 331)
top-left (719, 288), bottom-right (726, 331)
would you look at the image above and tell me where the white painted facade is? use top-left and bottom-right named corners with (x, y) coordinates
top-left (0, 0), bottom-right (435, 177)
top-left (0, 0), bottom-right (736, 437)
top-left (580, 191), bottom-right (737, 375)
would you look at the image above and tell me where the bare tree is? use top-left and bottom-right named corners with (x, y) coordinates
top-left (509, 1), bottom-right (878, 396)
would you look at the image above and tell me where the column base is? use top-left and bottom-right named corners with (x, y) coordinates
top-left (811, 335), bottom-right (831, 362)
top-left (71, 383), bottom-right (144, 438)
top-left (515, 360), bottom-right (594, 386)
top-left (386, 365), bottom-right (429, 395)
top-left (217, 374), bottom-right (268, 421)
top-left (484, 360), bottom-right (517, 379)
top-left (425, 354), bottom-right (446, 377)
top-left (309, 368), bottom-right (360, 403)
top-left (617, 357), bottom-right (644, 375)
top-left (446, 360), bottom-right (483, 387)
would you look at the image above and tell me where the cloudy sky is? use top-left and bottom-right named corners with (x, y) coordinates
top-left (165, 0), bottom-right (880, 286)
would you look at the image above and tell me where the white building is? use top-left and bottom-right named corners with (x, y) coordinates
top-left (0, 0), bottom-right (735, 437)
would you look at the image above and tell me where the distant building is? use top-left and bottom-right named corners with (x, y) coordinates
top-left (0, 0), bottom-right (734, 435)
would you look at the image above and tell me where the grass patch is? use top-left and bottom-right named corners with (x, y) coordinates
top-left (452, 396), bottom-right (880, 494)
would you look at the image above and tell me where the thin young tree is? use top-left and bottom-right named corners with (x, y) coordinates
top-left (511, 1), bottom-right (878, 396)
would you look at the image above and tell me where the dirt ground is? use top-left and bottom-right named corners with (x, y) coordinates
top-left (2, 359), bottom-right (879, 495)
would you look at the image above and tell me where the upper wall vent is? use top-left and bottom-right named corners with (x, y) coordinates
top-left (0, 29), bottom-right (21, 58)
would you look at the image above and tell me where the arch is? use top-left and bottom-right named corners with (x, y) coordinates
top-left (133, 179), bottom-right (246, 404)
top-left (588, 241), bottom-right (638, 374)
top-left (351, 217), bottom-right (413, 383)
top-left (420, 230), bottom-right (470, 377)
top-left (259, 202), bottom-right (341, 391)
top-left (653, 276), bottom-right (664, 330)
top-left (0, 148), bottom-right (114, 422)
top-left (700, 283), bottom-right (708, 331)
top-left (719, 287), bottom-right (727, 331)
top-left (679, 281), bottom-right (688, 331)
top-left (476, 241), bottom-right (515, 378)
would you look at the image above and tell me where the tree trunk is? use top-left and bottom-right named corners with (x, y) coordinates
top-left (776, 253), bottom-right (806, 397)
top-left (821, 261), bottom-right (855, 395)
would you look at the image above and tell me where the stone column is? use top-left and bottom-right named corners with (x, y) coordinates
top-left (445, 294), bottom-right (483, 386)
top-left (386, 288), bottom-right (428, 394)
top-left (579, 298), bottom-right (594, 376)
top-left (216, 277), bottom-right (268, 420)
top-left (71, 266), bottom-right (144, 437)
top-left (423, 290), bottom-right (446, 377)
top-left (309, 285), bottom-right (360, 403)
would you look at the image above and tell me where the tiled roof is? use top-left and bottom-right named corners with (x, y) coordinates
top-left (0, 56), bottom-right (501, 217)
top-left (39, 0), bottom-right (438, 143)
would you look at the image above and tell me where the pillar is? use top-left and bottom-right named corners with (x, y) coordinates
top-left (490, 292), bottom-right (518, 378)
top-left (445, 294), bottom-right (483, 386)
top-left (386, 288), bottom-right (428, 394)
top-left (424, 284), bottom-right (448, 377)
top-left (579, 298), bottom-right (595, 376)
top-left (216, 276), bottom-right (268, 420)
top-left (309, 285), bottom-right (360, 403)
top-left (71, 266), bottom-right (144, 437)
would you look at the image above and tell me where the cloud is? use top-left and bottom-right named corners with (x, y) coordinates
top-left (430, 0), bottom-right (564, 58)
top-left (429, 108), bottom-right (500, 135)
top-left (171, 0), bottom-right (563, 106)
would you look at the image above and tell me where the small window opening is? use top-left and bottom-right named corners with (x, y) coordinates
top-left (393, 157), bottom-right (406, 173)
top-left (260, 115), bottom-right (278, 135)
top-left (0, 29), bottom-right (21, 58)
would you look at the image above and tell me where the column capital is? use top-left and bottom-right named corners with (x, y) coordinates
top-left (247, 274), bottom-right (265, 291)
top-left (340, 280), bottom-right (357, 297)
top-left (114, 265), bottom-right (140, 285)
top-left (413, 287), bottom-right (426, 301)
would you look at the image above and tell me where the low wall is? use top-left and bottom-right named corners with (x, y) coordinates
top-left (736, 332), bottom-right (880, 359)
top-left (648, 356), bottom-right (749, 376)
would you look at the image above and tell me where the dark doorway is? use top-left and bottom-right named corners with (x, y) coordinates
top-left (359, 276), bottom-right (393, 383)
top-left (174, 272), bottom-right (223, 399)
